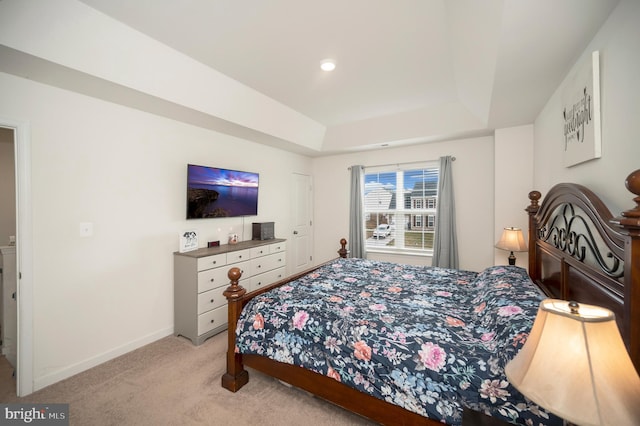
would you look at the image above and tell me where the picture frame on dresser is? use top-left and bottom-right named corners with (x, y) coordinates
top-left (179, 229), bottom-right (198, 253)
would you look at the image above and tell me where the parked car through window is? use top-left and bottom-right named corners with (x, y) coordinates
top-left (372, 224), bottom-right (392, 238)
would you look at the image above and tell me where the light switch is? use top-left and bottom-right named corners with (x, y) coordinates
top-left (79, 222), bottom-right (93, 237)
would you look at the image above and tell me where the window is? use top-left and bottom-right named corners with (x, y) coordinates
top-left (363, 163), bottom-right (439, 254)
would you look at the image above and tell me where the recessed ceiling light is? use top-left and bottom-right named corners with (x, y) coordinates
top-left (320, 59), bottom-right (336, 71)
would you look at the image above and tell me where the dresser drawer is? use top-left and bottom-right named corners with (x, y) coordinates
top-left (250, 245), bottom-right (270, 258)
top-left (226, 261), bottom-right (250, 284)
top-left (197, 287), bottom-right (227, 313)
top-left (269, 242), bottom-right (286, 254)
top-left (198, 305), bottom-right (227, 335)
top-left (250, 252), bottom-right (286, 276)
top-left (199, 274), bottom-right (250, 312)
top-left (252, 267), bottom-right (287, 291)
top-left (227, 249), bottom-right (251, 264)
top-left (197, 267), bottom-right (230, 293)
top-left (197, 253), bottom-right (227, 272)
top-left (231, 260), bottom-right (250, 277)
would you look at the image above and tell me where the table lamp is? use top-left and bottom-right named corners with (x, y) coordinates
top-left (495, 227), bottom-right (527, 265)
top-left (505, 299), bottom-right (640, 426)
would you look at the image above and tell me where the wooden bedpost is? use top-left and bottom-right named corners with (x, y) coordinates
top-left (526, 191), bottom-right (542, 280)
top-left (611, 169), bottom-right (640, 373)
top-left (338, 238), bottom-right (348, 258)
top-left (221, 267), bottom-right (249, 392)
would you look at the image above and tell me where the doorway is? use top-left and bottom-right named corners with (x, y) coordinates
top-left (0, 126), bottom-right (17, 396)
top-left (0, 118), bottom-right (34, 397)
top-left (291, 173), bottom-right (313, 274)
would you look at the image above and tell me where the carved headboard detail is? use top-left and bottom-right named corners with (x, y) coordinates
top-left (539, 203), bottom-right (624, 278)
top-left (527, 170), bottom-right (640, 373)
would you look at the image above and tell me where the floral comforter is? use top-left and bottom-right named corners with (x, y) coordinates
top-left (234, 258), bottom-right (561, 425)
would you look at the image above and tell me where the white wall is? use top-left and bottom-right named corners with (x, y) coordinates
top-left (0, 71), bottom-right (312, 390)
top-left (0, 128), bottom-right (16, 245)
top-left (0, 0), bottom-right (326, 152)
top-left (312, 136), bottom-right (495, 272)
top-left (494, 125), bottom-right (534, 267)
top-left (534, 0), bottom-right (640, 214)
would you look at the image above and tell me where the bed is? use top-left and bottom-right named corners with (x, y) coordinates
top-left (221, 169), bottom-right (640, 425)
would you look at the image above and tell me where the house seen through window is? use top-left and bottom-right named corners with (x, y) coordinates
top-left (364, 162), bottom-right (439, 254)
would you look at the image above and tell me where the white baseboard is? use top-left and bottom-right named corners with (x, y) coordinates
top-left (33, 326), bottom-right (173, 392)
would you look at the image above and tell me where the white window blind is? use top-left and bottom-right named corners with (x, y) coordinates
top-left (363, 162), bottom-right (439, 254)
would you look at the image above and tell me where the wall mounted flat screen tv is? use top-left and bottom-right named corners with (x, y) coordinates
top-left (186, 164), bottom-right (259, 219)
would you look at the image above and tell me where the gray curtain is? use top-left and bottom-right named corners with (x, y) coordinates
top-left (349, 165), bottom-right (366, 258)
top-left (432, 156), bottom-right (458, 268)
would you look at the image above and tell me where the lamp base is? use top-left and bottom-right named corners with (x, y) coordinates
top-left (508, 251), bottom-right (516, 266)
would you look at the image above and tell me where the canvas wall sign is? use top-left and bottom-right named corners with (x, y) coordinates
top-left (562, 51), bottom-right (601, 167)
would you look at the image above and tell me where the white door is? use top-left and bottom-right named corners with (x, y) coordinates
top-left (2, 119), bottom-right (34, 396)
top-left (291, 173), bottom-right (313, 274)
top-left (0, 247), bottom-right (17, 369)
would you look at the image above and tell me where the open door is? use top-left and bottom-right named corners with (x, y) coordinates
top-left (1, 119), bottom-right (34, 396)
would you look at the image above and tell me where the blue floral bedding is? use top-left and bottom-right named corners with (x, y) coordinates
top-left (234, 258), bottom-right (561, 425)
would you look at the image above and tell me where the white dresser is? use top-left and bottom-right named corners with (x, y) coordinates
top-left (173, 239), bottom-right (286, 345)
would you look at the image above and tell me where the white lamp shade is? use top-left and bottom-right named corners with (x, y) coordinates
top-left (495, 227), bottom-right (527, 252)
top-left (505, 299), bottom-right (640, 426)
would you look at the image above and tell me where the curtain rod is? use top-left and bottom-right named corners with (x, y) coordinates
top-left (348, 156), bottom-right (455, 170)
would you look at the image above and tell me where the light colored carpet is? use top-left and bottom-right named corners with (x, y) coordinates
top-left (0, 354), bottom-right (15, 399)
top-left (1, 333), bottom-right (376, 425)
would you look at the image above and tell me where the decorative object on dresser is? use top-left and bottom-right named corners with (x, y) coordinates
top-left (173, 239), bottom-right (286, 345)
top-left (495, 226), bottom-right (527, 265)
top-left (252, 222), bottom-right (274, 240)
top-left (506, 299), bottom-right (640, 426)
top-left (179, 230), bottom-right (198, 253)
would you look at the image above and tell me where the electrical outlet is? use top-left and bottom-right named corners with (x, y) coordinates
top-left (79, 222), bottom-right (93, 237)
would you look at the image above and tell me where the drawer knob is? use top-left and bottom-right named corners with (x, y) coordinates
top-left (210, 299), bottom-right (214, 303)
top-left (210, 278), bottom-right (215, 282)
top-left (213, 261), bottom-right (216, 264)
top-left (210, 319), bottom-right (215, 324)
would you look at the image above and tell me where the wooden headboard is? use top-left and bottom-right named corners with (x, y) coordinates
top-left (526, 169), bottom-right (640, 373)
